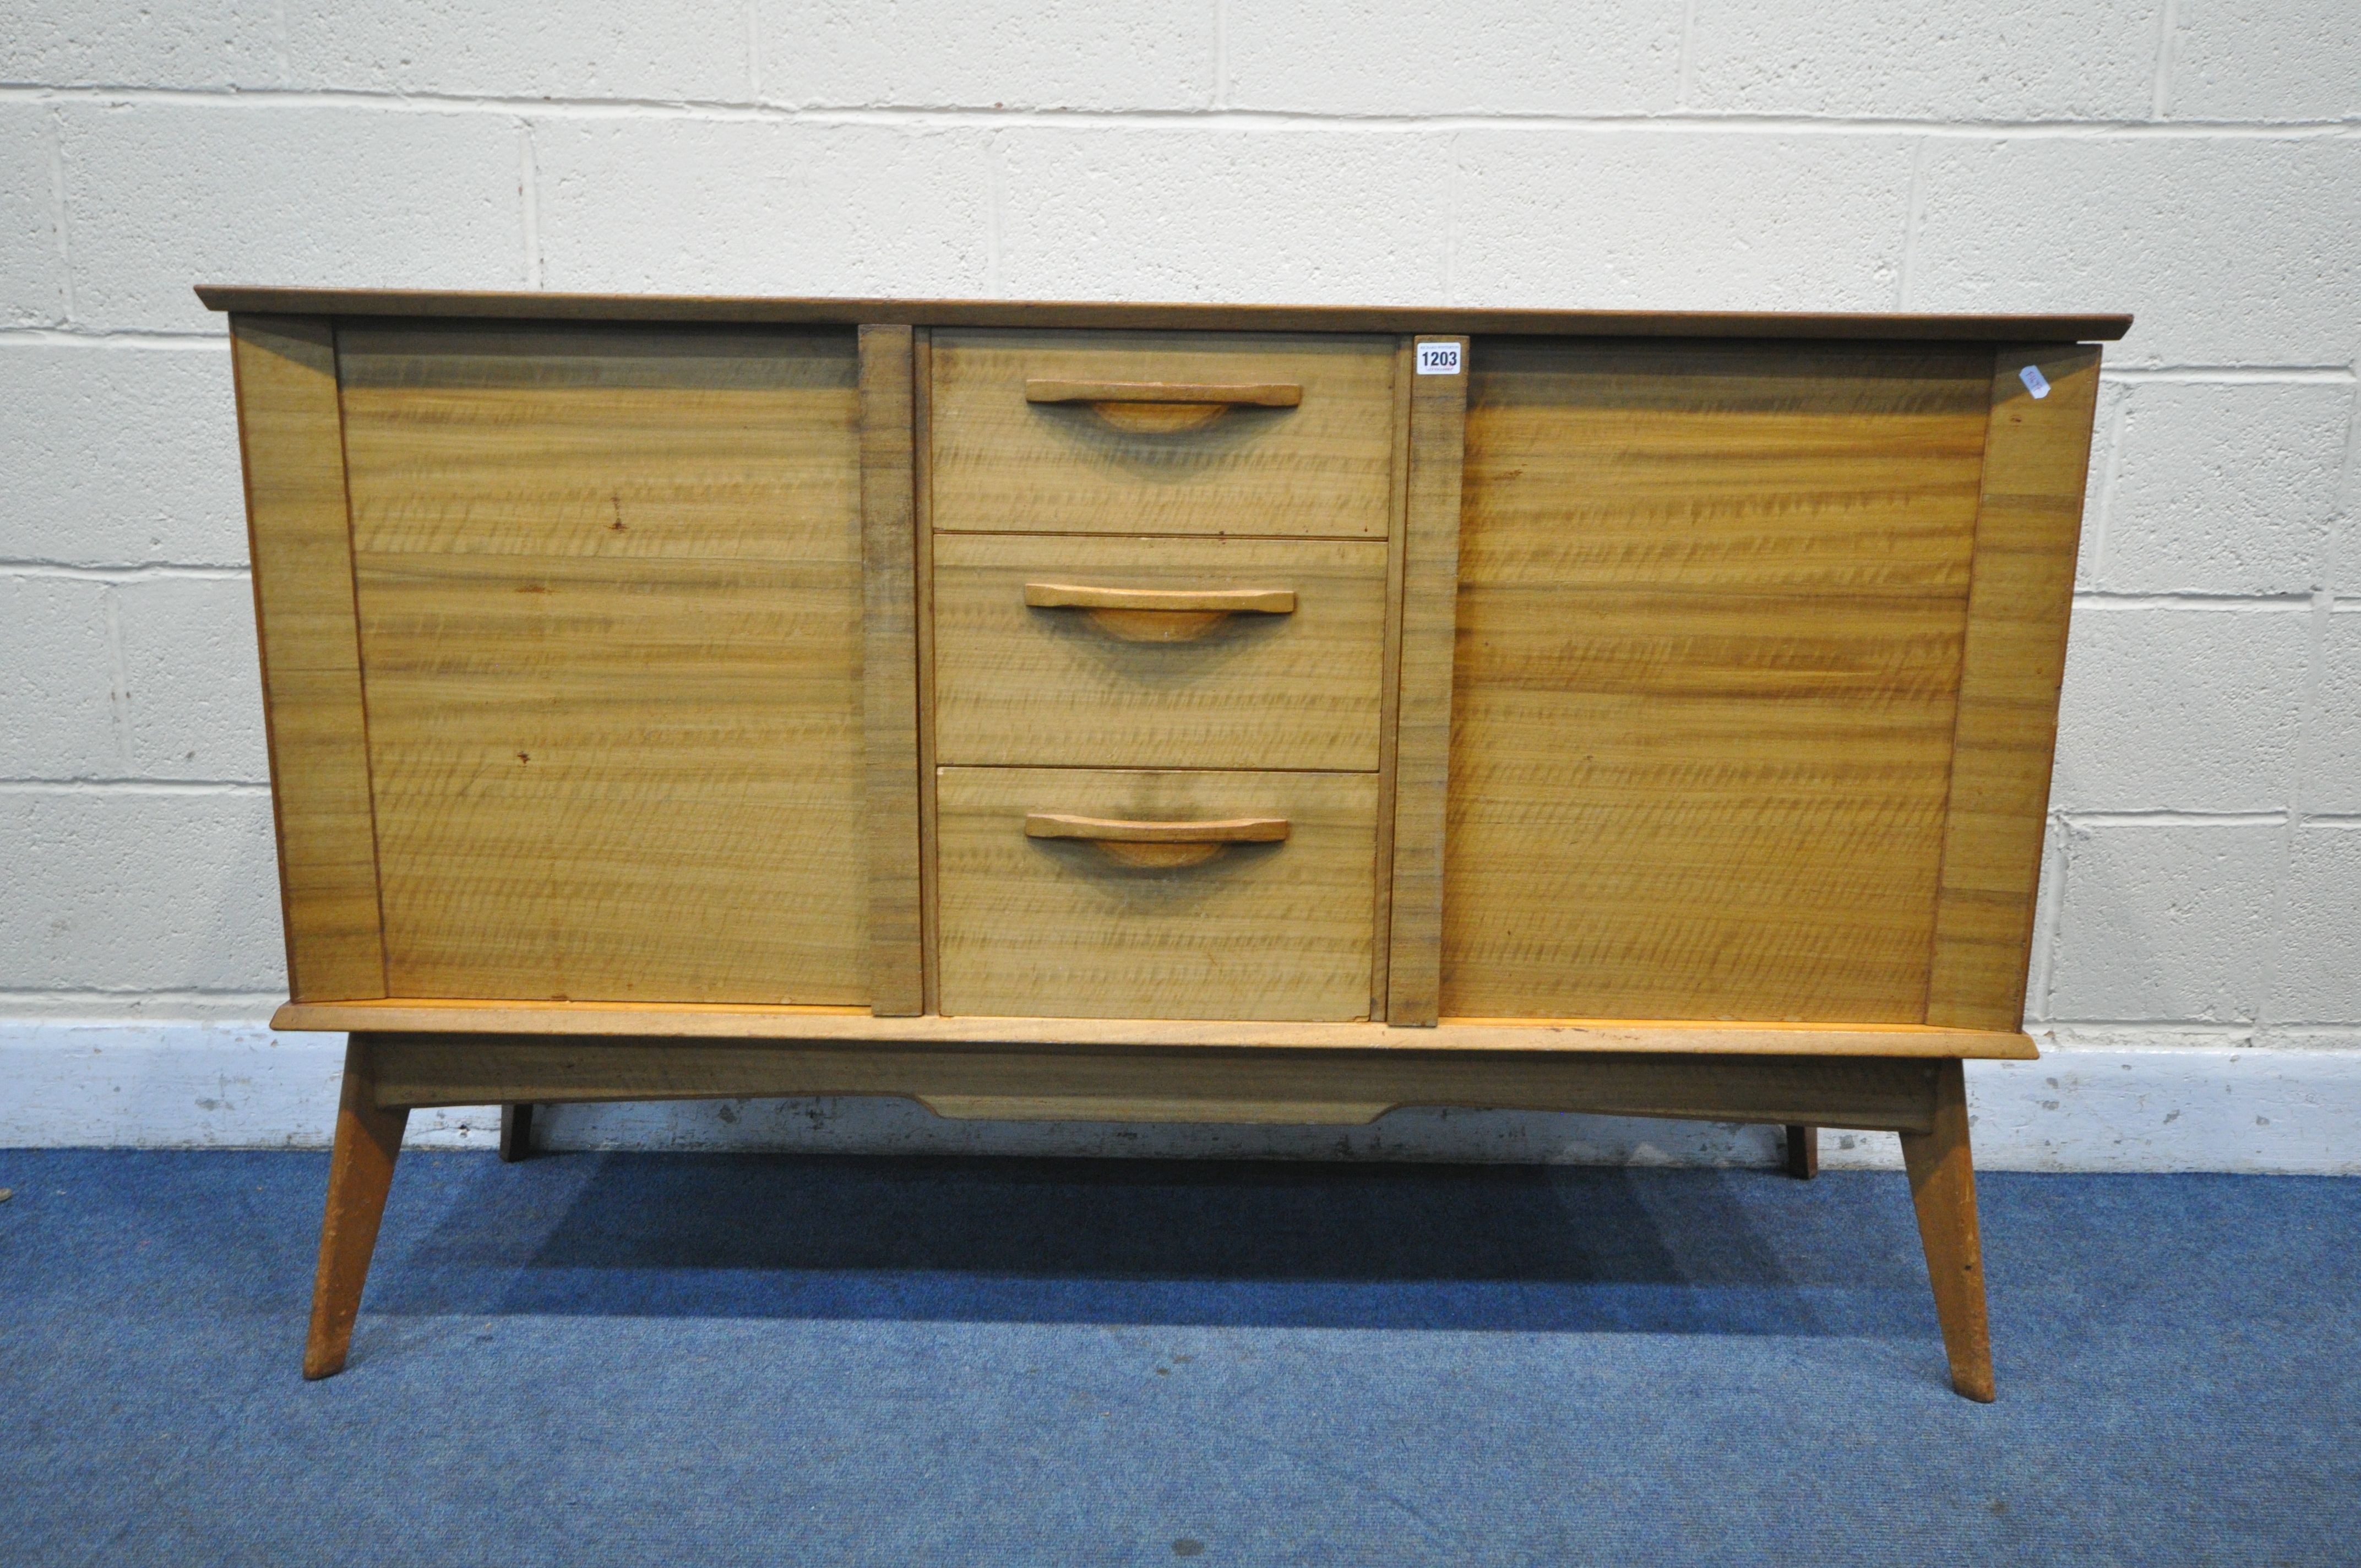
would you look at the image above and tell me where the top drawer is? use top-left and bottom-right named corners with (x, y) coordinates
top-left (930, 330), bottom-right (1399, 538)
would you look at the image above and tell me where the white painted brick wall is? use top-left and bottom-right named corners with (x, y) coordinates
top-left (1451, 131), bottom-right (1915, 308)
top-left (2053, 606), bottom-right (2308, 812)
top-left (536, 120), bottom-right (996, 295)
top-left (0, 790), bottom-right (283, 996)
top-left (1, 104), bottom-right (67, 325)
top-left (2, 576), bottom-right (116, 777)
top-left (2280, 827), bottom-right (2361, 1026)
top-left (58, 104), bottom-right (526, 333)
top-left (1, 3), bottom-right (282, 91)
top-left (0, 342), bottom-right (246, 564)
top-left (2310, 612), bottom-right (2361, 814)
top-left (1685, 0), bottom-right (2161, 119)
top-left (1909, 138), bottom-right (2360, 367)
top-left (2044, 822), bottom-right (2281, 1023)
top-left (1, 3), bottom-right (2354, 1163)
top-left (1225, 3), bottom-right (1681, 115)
top-left (999, 129), bottom-right (1457, 301)
top-left (284, 2), bottom-right (754, 102)
top-left (763, 2), bottom-right (1220, 111)
top-left (2164, 0), bottom-right (2361, 122)
top-left (2095, 380), bottom-right (2351, 592)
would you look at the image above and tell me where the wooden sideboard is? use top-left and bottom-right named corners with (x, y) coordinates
top-left (201, 287), bottom-right (2126, 1398)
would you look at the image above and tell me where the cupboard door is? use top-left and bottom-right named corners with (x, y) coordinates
top-left (337, 322), bottom-right (868, 1004)
top-left (1445, 339), bottom-right (1997, 1022)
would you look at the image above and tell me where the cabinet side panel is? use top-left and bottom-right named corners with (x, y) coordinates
top-left (1445, 339), bottom-right (1992, 1022)
top-left (1384, 336), bottom-right (1467, 1025)
top-left (1924, 345), bottom-right (2102, 1030)
top-left (337, 322), bottom-right (867, 1004)
top-left (860, 324), bottom-right (924, 1016)
top-left (230, 314), bottom-right (387, 1000)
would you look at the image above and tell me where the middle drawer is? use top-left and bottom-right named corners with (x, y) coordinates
top-left (932, 533), bottom-right (1390, 771)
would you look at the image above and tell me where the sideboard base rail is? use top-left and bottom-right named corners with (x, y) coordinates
top-left (303, 1033), bottom-right (1994, 1401)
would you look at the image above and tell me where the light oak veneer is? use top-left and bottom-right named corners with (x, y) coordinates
top-left (934, 533), bottom-right (1389, 770)
top-left (931, 329), bottom-right (1400, 538)
top-left (335, 321), bottom-right (868, 1005)
top-left (210, 289), bottom-right (2117, 1399)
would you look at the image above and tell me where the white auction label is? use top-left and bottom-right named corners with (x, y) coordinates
top-left (2019, 363), bottom-right (2052, 400)
top-left (1416, 341), bottom-right (1463, 375)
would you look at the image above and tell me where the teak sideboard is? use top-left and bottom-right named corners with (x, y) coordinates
top-left (201, 286), bottom-right (2128, 1399)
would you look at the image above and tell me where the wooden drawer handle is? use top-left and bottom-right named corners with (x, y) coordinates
top-left (1025, 378), bottom-right (1301, 434)
top-left (1025, 811), bottom-right (1290, 869)
top-left (1024, 581), bottom-right (1295, 643)
top-left (1025, 379), bottom-right (1302, 407)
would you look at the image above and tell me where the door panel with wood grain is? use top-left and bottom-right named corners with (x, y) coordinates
top-left (337, 322), bottom-right (869, 1004)
top-left (1444, 339), bottom-right (1994, 1022)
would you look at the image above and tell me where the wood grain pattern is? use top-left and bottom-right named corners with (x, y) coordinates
top-left (1021, 582), bottom-right (1298, 616)
top-left (358, 1031), bottom-right (1953, 1133)
top-left (931, 330), bottom-right (1398, 537)
top-left (1924, 345), bottom-right (2103, 1031)
top-left (229, 314), bottom-right (387, 1000)
top-left (861, 324), bottom-right (924, 1016)
top-left (1900, 1059), bottom-right (1995, 1399)
top-left (937, 767), bottom-right (1378, 1021)
top-left (933, 533), bottom-right (1388, 770)
top-left (913, 329), bottom-right (943, 1015)
top-left (196, 287), bottom-right (2135, 344)
top-left (272, 999), bottom-right (2041, 1059)
top-left (1445, 340), bottom-right (1994, 1022)
top-left (303, 1036), bottom-right (407, 1378)
top-left (1025, 378), bottom-right (1302, 407)
top-left (1385, 336), bottom-right (1468, 1025)
top-left (1368, 339), bottom-right (1416, 1016)
top-left (335, 322), bottom-right (868, 1004)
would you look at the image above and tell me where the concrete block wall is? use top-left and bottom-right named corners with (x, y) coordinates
top-left (3, 4), bottom-right (2357, 1166)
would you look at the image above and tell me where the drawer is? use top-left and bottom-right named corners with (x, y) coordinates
top-left (929, 330), bottom-right (1398, 538)
top-left (933, 533), bottom-right (1389, 770)
top-left (937, 767), bottom-right (1379, 1021)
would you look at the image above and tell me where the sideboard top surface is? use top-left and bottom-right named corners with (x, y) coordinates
top-left (195, 286), bottom-right (2131, 342)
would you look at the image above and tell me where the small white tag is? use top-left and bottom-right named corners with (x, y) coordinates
top-left (1416, 341), bottom-right (1463, 376)
top-left (2019, 364), bottom-right (2051, 400)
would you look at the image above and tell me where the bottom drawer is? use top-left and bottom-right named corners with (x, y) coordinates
top-left (937, 766), bottom-right (1379, 1021)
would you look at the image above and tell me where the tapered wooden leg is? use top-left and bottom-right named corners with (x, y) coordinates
top-left (304, 1036), bottom-right (409, 1380)
top-left (1783, 1124), bottom-right (1818, 1179)
top-left (498, 1102), bottom-right (534, 1163)
top-left (1899, 1059), bottom-right (1994, 1402)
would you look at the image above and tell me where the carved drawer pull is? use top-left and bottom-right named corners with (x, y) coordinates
top-left (1024, 811), bottom-right (1291, 869)
top-left (1023, 581), bottom-right (1296, 643)
top-left (1024, 378), bottom-right (1302, 434)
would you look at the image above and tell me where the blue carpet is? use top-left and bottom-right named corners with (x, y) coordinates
top-left (2, 1149), bottom-right (2355, 1566)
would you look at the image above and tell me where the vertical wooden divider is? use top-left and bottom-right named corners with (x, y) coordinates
top-left (230, 313), bottom-right (388, 1001)
top-left (859, 324), bottom-right (926, 1016)
top-left (1384, 336), bottom-right (1469, 1025)
top-left (913, 329), bottom-right (941, 1016)
top-left (1924, 343), bottom-right (2102, 1031)
top-left (1368, 339), bottom-right (1415, 1017)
